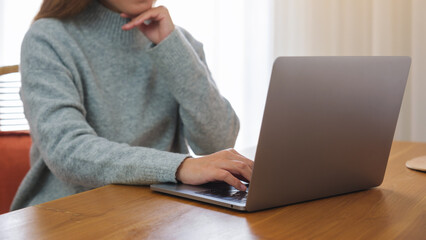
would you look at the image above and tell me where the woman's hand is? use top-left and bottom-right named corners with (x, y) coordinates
top-left (121, 6), bottom-right (175, 44)
top-left (176, 149), bottom-right (254, 191)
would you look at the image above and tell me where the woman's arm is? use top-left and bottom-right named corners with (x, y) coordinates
top-left (123, 6), bottom-right (240, 155)
top-left (149, 29), bottom-right (240, 155)
top-left (121, 7), bottom-right (248, 190)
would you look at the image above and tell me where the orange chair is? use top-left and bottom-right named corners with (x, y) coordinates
top-left (0, 132), bottom-right (31, 214)
top-left (0, 65), bottom-right (31, 214)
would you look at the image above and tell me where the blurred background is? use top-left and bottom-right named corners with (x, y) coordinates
top-left (0, 0), bottom-right (425, 149)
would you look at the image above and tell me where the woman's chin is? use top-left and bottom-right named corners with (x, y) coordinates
top-left (123, 6), bottom-right (153, 18)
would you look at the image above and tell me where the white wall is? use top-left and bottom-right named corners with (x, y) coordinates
top-left (0, 0), bottom-right (42, 66)
top-left (411, 0), bottom-right (426, 142)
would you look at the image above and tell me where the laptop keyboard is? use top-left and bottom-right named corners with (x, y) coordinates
top-left (196, 183), bottom-right (249, 203)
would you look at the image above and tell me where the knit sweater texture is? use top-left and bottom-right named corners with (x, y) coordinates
top-left (11, 1), bottom-right (239, 210)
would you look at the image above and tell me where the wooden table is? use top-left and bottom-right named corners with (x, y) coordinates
top-left (1, 142), bottom-right (425, 239)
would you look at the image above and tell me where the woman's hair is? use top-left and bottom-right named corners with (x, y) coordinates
top-left (34, 0), bottom-right (93, 21)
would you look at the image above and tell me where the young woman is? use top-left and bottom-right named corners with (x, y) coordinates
top-left (11, 0), bottom-right (253, 210)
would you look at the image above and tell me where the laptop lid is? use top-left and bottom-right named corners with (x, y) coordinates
top-left (245, 56), bottom-right (411, 211)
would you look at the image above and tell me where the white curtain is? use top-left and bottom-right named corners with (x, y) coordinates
top-left (274, 0), bottom-right (426, 142)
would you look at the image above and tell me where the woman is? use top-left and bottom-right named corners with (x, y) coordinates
top-left (11, 0), bottom-right (253, 210)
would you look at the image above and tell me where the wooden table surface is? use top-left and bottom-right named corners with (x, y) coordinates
top-left (1, 141), bottom-right (425, 240)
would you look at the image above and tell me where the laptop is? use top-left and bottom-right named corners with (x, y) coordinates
top-left (151, 56), bottom-right (411, 212)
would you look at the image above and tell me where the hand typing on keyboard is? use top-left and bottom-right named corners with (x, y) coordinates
top-left (175, 149), bottom-right (254, 191)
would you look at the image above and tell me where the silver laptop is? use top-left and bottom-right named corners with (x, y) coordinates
top-left (151, 56), bottom-right (411, 212)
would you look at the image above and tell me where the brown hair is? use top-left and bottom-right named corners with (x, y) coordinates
top-left (34, 0), bottom-right (93, 21)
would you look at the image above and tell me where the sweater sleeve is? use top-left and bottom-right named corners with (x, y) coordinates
top-left (20, 21), bottom-right (188, 188)
top-left (147, 28), bottom-right (240, 155)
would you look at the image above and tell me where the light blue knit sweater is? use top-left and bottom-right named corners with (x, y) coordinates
top-left (11, 1), bottom-right (239, 210)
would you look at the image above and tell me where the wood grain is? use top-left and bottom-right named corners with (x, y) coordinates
top-left (0, 141), bottom-right (425, 240)
top-left (0, 65), bottom-right (19, 76)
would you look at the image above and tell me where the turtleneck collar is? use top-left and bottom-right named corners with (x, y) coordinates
top-left (75, 0), bottom-right (149, 48)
